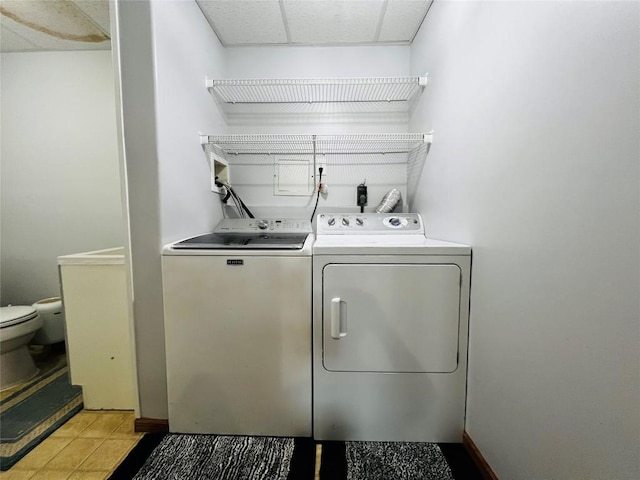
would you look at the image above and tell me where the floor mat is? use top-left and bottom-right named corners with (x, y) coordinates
top-left (111, 434), bottom-right (315, 480)
top-left (0, 363), bottom-right (83, 470)
top-left (346, 441), bottom-right (454, 480)
top-left (321, 441), bottom-right (457, 480)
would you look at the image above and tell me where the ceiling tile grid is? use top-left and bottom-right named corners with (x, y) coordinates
top-left (197, 0), bottom-right (431, 47)
top-left (1, 0), bottom-right (431, 52)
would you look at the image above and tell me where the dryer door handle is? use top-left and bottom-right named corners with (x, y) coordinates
top-left (331, 297), bottom-right (347, 339)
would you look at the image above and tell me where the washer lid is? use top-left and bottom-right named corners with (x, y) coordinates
top-left (171, 233), bottom-right (309, 250)
top-left (0, 306), bottom-right (38, 328)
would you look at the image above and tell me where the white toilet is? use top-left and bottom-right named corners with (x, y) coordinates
top-left (0, 306), bottom-right (43, 391)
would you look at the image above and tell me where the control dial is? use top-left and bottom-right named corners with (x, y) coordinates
top-left (356, 218), bottom-right (364, 226)
top-left (342, 218), bottom-right (350, 226)
top-left (383, 216), bottom-right (409, 228)
top-left (327, 217), bottom-right (336, 226)
top-left (256, 220), bottom-right (269, 230)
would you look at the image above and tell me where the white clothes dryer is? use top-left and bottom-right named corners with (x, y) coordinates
top-left (313, 213), bottom-right (471, 443)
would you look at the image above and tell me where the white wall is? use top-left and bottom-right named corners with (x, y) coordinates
top-left (410, 2), bottom-right (639, 478)
top-left (112, 0), bottom-right (227, 419)
top-left (226, 46), bottom-right (409, 80)
top-left (153, 1), bottom-right (228, 244)
top-left (1, 51), bottom-right (123, 305)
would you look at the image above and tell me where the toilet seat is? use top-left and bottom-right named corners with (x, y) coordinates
top-left (0, 306), bottom-right (39, 328)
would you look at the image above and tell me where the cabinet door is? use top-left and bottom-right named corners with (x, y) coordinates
top-left (322, 264), bottom-right (461, 373)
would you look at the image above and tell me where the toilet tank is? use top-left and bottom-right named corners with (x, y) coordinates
top-left (32, 297), bottom-right (65, 345)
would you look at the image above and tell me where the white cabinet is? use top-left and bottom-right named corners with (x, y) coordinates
top-left (58, 248), bottom-right (135, 410)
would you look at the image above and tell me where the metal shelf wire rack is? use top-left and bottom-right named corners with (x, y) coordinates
top-left (201, 133), bottom-right (432, 206)
top-left (201, 133), bottom-right (431, 156)
top-left (206, 76), bottom-right (427, 120)
top-left (206, 76), bottom-right (427, 104)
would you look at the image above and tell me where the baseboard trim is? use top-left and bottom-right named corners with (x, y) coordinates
top-left (134, 417), bottom-right (169, 433)
top-left (463, 431), bottom-right (499, 480)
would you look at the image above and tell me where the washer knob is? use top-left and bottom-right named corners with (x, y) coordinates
top-left (389, 217), bottom-right (401, 227)
top-left (327, 217), bottom-right (336, 226)
top-left (342, 217), bottom-right (350, 226)
top-left (257, 220), bottom-right (269, 230)
top-left (356, 218), bottom-right (364, 226)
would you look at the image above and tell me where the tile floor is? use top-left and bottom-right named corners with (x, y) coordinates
top-left (0, 410), bottom-right (143, 480)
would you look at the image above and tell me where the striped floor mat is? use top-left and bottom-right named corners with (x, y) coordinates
top-left (0, 363), bottom-right (83, 470)
top-left (345, 441), bottom-right (454, 480)
top-left (111, 434), bottom-right (315, 480)
top-left (319, 441), bottom-right (482, 480)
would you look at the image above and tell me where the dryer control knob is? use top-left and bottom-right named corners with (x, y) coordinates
top-left (327, 217), bottom-right (336, 226)
top-left (342, 218), bottom-right (350, 226)
top-left (389, 217), bottom-right (401, 227)
top-left (257, 220), bottom-right (269, 230)
top-left (356, 218), bottom-right (364, 226)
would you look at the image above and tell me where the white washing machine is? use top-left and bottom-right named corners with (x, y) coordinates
top-left (313, 213), bottom-right (471, 442)
top-left (162, 218), bottom-right (313, 437)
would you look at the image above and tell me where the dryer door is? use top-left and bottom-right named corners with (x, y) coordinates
top-left (322, 263), bottom-right (461, 373)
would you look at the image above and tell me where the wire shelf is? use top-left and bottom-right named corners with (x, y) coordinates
top-left (206, 76), bottom-right (427, 121)
top-left (201, 133), bottom-right (431, 156)
top-left (202, 133), bottom-right (432, 206)
top-left (207, 76), bottom-right (427, 104)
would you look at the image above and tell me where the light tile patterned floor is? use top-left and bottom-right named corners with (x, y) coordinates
top-left (0, 410), bottom-right (143, 480)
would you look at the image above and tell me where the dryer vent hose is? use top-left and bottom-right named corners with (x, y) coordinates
top-left (375, 189), bottom-right (402, 213)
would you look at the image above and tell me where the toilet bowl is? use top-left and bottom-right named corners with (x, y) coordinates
top-left (32, 297), bottom-right (65, 345)
top-left (0, 306), bottom-right (43, 391)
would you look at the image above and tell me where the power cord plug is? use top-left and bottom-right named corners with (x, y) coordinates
top-left (310, 167), bottom-right (324, 222)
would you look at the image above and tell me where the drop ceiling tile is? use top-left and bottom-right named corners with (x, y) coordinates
top-left (197, 0), bottom-right (287, 46)
top-left (0, 24), bottom-right (40, 51)
top-left (283, 0), bottom-right (385, 45)
top-left (0, 0), bottom-right (109, 42)
top-left (378, 0), bottom-right (431, 42)
top-left (72, 0), bottom-right (110, 35)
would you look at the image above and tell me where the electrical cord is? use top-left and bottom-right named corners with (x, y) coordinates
top-left (215, 177), bottom-right (255, 218)
top-left (310, 167), bottom-right (323, 222)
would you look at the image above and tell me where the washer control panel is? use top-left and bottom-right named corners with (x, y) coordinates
top-left (215, 218), bottom-right (313, 234)
top-left (317, 213), bottom-right (423, 235)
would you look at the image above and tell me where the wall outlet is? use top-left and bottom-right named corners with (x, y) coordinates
top-left (316, 161), bottom-right (326, 179)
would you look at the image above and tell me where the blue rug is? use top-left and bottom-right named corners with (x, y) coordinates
top-left (0, 363), bottom-right (83, 470)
